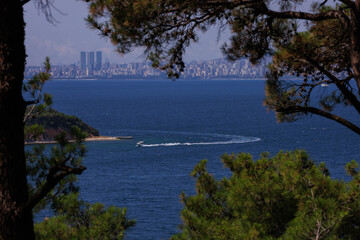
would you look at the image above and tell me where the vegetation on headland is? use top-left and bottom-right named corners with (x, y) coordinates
top-left (25, 108), bottom-right (100, 142)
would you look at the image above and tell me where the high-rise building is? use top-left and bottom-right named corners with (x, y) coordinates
top-left (87, 51), bottom-right (95, 70)
top-left (96, 51), bottom-right (102, 70)
top-left (103, 58), bottom-right (110, 70)
top-left (80, 51), bottom-right (86, 70)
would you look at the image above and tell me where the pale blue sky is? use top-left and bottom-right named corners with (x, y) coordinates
top-left (24, 0), bottom-right (228, 66)
top-left (24, 0), bottom-right (318, 66)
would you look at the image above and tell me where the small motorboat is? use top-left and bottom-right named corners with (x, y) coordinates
top-left (136, 141), bottom-right (144, 147)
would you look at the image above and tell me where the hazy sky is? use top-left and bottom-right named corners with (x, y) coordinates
top-left (24, 0), bottom-right (318, 66)
top-left (24, 0), bottom-right (228, 66)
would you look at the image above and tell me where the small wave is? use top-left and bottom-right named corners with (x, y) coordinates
top-left (140, 137), bottom-right (261, 148)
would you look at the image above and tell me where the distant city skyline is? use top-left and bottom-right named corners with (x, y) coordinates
top-left (24, 1), bottom-right (314, 66)
top-left (25, 57), bottom-right (271, 80)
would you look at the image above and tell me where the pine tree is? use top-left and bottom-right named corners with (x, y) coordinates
top-left (172, 151), bottom-right (360, 239)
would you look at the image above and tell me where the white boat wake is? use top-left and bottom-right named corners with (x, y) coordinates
top-left (139, 136), bottom-right (261, 148)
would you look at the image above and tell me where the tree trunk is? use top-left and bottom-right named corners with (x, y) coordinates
top-left (352, 1), bottom-right (360, 92)
top-left (0, 1), bottom-right (35, 239)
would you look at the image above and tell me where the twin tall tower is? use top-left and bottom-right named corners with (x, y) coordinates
top-left (80, 51), bottom-right (102, 71)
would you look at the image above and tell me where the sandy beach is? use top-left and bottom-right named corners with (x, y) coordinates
top-left (25, 136), bottom-right (133, 145)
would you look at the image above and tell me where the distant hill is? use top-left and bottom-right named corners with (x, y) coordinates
top-left (26, 108), bottom-right (100, 141)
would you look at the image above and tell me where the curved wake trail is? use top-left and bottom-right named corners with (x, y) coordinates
top-left (140, 136), bottom-right (261, 148)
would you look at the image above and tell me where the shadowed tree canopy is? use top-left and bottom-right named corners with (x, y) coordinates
top-left (85, 0), bottom-right (360, 134)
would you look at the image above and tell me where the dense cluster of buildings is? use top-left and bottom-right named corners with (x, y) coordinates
top-left (184, 58), bottom-right (268, 79)
top-left (24, 52), bottom-right (270, 79)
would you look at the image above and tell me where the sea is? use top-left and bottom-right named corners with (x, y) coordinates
top-left (37, 79), bottom-right (358, 239)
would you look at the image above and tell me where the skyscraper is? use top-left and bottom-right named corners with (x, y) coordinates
top-left (80, 51), bottom-right (86, 70)
top-left (87, 51), bottom-right (95, 70)
top-left (96, 51), bottom-right (102, 70)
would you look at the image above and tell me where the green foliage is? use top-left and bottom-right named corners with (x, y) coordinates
top-left (26, 108), bottom-right (100, 141)
top-left (26, 126), bottom-right (87, 213)
top-left (23, 58), bottom-right (99, 142)
top-left (35, 193), bottom-right (135, 240)
top-left (27, 124), bottom-right (134, 239)
top-left (24, 124), bottom-right (45, 142)
top-left (172, 150), bottom-right (360, 239)
top-left (23, 56), bottom-right (53, 122)
top-left (264, 6), bottom-right (357, 125)
top-left (24, 58), bottom-right (134, 238)
top-left (24, 58), bottom-right (86, 213)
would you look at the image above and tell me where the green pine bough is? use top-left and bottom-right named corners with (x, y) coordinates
top-left (25, 58), bottom-right (135, 239)
top-left (172, 150), bottom-right (360, 240)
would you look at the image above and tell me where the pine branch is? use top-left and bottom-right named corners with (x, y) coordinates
top-left (259, 1), bottom-right (339, 21)
top-left (19, 164), bottom-right (86, 215)
top-left (304, 57), bottom-right (360, 115)
top-left (277, 106), bottom-right (360, 135)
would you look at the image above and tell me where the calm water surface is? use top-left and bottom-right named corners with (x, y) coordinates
top-left (38, 79), bottom-right (359, 239)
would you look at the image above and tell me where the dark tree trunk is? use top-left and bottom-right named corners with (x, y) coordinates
top-left (0, 1), bottom-right (35, 239)
top-left (352, 1), bottom-right (360, 91)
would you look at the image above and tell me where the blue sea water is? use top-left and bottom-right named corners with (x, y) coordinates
top-left (40, 79), bottom-right (358, 239)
